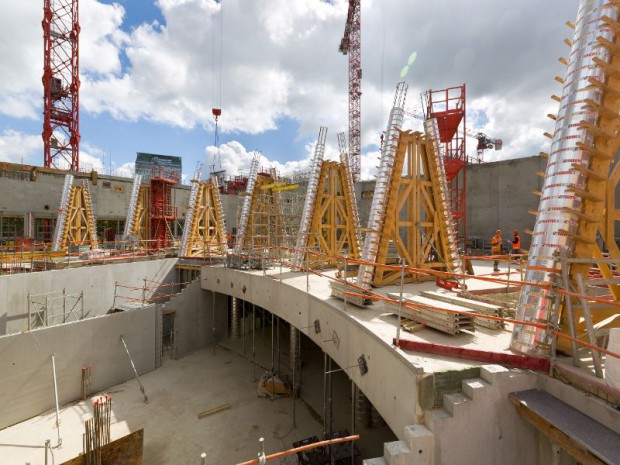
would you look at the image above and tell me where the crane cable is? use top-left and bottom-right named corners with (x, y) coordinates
top-left (211, 0), bottom-right (223, 174)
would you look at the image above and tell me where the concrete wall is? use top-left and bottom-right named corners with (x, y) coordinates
top-left (465, 156), bottom-right (546, 249)
top-left (0, 258), bottom-right (178, 336)
top-left (0, 307), bottom-right (157, 430)
top-left (201, 266), bottom-right (421, 441)
top-left (0, 172), bottom-right (190, 220)
top-left (159, 278), bottom-right (228, 359)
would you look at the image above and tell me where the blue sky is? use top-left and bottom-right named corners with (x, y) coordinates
top-left (0, 0), bottom-right (576, 180)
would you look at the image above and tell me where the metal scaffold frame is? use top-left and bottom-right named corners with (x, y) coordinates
top-left (297, 159), bottom-right (361, 270)
top-left (51, 175), bottom-right (99, 252)
top-left (123, 174), bottom-right (143, 239)
top-left (512, 0), bottom-right (620, 357)
top-left (369, 124), bottom-right (461, 287)
top-left (425, 84), bottom-right (467, 251)
top-left (234, 154), bottom-right (260, 254)
top-left (149, 166), bottom-right (178, 250)
top-left (294, 127), bottom-right (328, 268)
top-left (357, 82), bottom-right (408, 287)
top-left (178, 170), bottom-right (228, 258)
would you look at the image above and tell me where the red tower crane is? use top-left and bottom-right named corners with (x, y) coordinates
top-left (42, 0), bottom-right (80, 171)
top-left (339, 0), bottom-right (361, 182)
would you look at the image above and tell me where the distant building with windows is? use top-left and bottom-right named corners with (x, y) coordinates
top-left (134, 153), bottom-right (182, 183)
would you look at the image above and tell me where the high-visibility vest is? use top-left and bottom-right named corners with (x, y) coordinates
top-left (512, 235), bottom-right (521, 251)
top-left (491, 236), bottom-right (502, 253)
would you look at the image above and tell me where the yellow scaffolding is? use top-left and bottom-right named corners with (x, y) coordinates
top-left (371, 129), bottom-right (460, 287)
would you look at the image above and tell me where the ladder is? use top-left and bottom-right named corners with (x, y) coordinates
top-left (52, 174), bottom-right (74, 252)
top-left (211, 174), bottom-right (228, 253)
top-left (123, 174), bottom-right (143, 238)
top-left (293, 127), bottom-right (328, 268)
top-left (424, 118), bottom-right (461, 272)
top-left (339, 131), bottom-right (362, 252)
top-left (178, 166), bottom-right (202, 256)
top-left (234, 153), bottom-right (260, 253)
top-left (357, 82), bottom-right (408, 287)
top-left (81, 179), bottom-right (99, 249)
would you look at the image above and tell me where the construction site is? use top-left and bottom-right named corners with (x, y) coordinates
top-left (1, 0), bottom-right (620, 464)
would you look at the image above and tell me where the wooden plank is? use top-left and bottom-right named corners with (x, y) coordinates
top-left (61, 429), bottom-right (144, 465)
top-left (197, 402), bottom-right (231, 419)
top-left (509, 390), bottom-right (619, 465)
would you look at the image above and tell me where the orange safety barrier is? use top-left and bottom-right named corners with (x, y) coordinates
top-left (225, 245), bottom-right (620, 361)
top-left (235, 435), bottom-right (360, 465)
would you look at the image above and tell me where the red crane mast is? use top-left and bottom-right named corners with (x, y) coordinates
top-left (42, 0), bottom-right (80, 171)
top-left (339, 0), bottom-right (361, 182)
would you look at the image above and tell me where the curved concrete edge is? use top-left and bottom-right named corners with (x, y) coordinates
top-left (201, 265), bottom-right (424, 440)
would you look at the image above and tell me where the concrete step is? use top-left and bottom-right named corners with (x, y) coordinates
top-left (480, 364), bottom-right (510, 384)
top-left (462, 378), bottom-right (490, 400)
top-left (442, 392), bottom-right (470, 417)
top-left (404, 425), bottom-right (434, 465)
top-left (363, 458), bottom-right (388, 465)
top-left (384, 440), bottom-right (411, 465)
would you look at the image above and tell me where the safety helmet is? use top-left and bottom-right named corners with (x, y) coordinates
top-left (496, 229), bottom-right (501, 234)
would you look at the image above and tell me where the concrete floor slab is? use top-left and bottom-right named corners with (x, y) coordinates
top-left (0, 348), bottom-right (326, 465)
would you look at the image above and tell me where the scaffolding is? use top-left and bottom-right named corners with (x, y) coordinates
top-left (234, 154), bottom-right (260, 254)
top-left (51, 175), bottom-right (100, 252)
top-left (366, 125), bottom-right (460, 287)
top-left (178, 170), bottom-right (228, 258)
top-left (425, 85), bottom-right (467, 250)
top-left (150, 166), bottom-right (178, 250)
top-left (231, 159), bottom-right (300, 267)
top-left (357, 82), bottom-right (408, 287)
top-left (293, 127), bottom-right (328, 268)
top-left (123, 174), bottom-right (143, 238)
top-left (293, 130), bottom-right (361, 269)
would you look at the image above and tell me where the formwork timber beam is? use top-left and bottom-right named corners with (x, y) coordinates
top-left (179, 178), bottom-right (227, 258)
top-left (370, 129), bottom-right (460, 287)
top-left (241, 172), bottom-right (284, 252)
top-left (301, 160), bottom-right (360, 269)
top-left (57, 181), bottom-right (99, 251)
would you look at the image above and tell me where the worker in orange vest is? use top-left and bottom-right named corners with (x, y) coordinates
top-left (491, 229), bottom-right (502, 272)
top-left (512, 229), bottom-right (521, 255)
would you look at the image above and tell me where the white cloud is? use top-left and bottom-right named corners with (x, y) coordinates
top-left (0, 0), bottom-right (575, 168)
top-left (0, 130), bottom-right (42, 164)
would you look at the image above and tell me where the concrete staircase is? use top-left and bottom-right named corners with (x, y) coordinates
top-left (363, 364), bottom-right (538, 465)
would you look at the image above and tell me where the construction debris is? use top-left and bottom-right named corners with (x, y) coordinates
top-left (197, 403), bottom-right (232, 419)
top-left (257, 371), bottom-right (291, 398)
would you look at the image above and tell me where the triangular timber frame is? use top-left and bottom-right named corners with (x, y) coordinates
top-left (126, 185), bottom-right (150, 247)
top-left (371, 130), bottom-right (458, 287)
top-left (303, 160), bottom-right (360, 268)
top-left (61, 181), bottom-right (99, 250)
top-left (181, 180), bottom-right (227, 257)
top-left (243, 172), bottom-right (283, 252)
